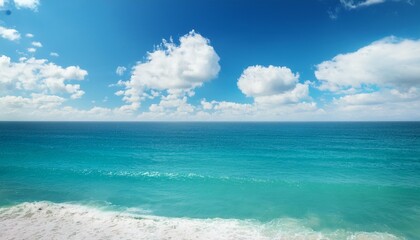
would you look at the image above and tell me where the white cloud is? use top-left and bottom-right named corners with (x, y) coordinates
top-left (188, 65), bottom-right (318, 120)
top-left (115, 66), bottom-right (126, 76)
top-left (333, 0), bottom-right (413, 19)
top-left (0, 94), bottom-right (64, 120)
top-left (149, 94), bottom-right (195, 115)
top-left (32, 41), bottom-right (42, 47)
top-left (200, 99), bottom-right (213, 110)
top-left (332, 88), bottom-right (419, 108)
top-left (134, 64), bottom-right (317, 120)
top-left (0, 26), bottom-right (21, 41)
top-left (131, 30), bottom-right (220, 90)
top-left (195, 99), bottom-right (322, 121)
top-left (25, 33), bottom-right (34, 38)
top-left (0, 0), bottom-right (5, 7)
top-left (237, 65), bottom-right (311, 107)
top-left (340, 0), bottom-right (385, 9)
top-left (115, 90), bottom-right (124, 96)
top-left (207, 100), bottom-right (254, 115)
top-left (50, 52), bottom-right (59, 57)
top-left (325, 89), bottom-right (420, 120)
top-left (315, 37), bottom-right (420, 120)
top-left (117, 30), bottom-right (220, 111)
top-left (13, 0), bottom-right (39, 10)
top-left (237, 65), bottom-right (299, 97)
top-left (27, 47), bottom-right (36, 53)
top-left (0, 94), bottom-right (65, 110)
top-left (0, 55), bottom-right (87, 99)
top-left (315, 37), bottom-right (420, 92)
top-left (0, 94), bottom-right (137, 121)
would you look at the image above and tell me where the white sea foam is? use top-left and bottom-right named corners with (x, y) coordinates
top-left (78, 169), bottom-right (271, 183)
top-left (0, 202), bottom-right (401, 240)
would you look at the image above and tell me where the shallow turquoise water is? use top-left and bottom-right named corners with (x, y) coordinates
top-left (0, 122), bottom-right (419, 239)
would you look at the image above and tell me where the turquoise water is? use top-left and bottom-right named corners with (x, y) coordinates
top-left (0, 122), bottom-right (420, 239)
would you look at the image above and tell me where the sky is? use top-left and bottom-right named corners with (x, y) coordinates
top-left (0, 0), bottom-right (420, 121)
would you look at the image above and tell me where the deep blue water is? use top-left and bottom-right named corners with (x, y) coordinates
top-left (0, 122), bottom-right (420, 239)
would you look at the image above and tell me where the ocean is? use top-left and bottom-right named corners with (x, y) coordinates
top-left (0, 122), bottom-right (419, 239)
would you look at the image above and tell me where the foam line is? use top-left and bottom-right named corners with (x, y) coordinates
top-left (0, 202), bottom-right (401, 240)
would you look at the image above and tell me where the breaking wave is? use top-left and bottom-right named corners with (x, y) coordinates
top-left (0, 202), bottom-right (401, 240)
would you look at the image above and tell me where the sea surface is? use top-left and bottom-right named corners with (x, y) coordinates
top-left (0, 122), bottom-right (419, 239)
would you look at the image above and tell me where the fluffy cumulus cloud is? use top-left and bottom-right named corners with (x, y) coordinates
top-left (117, 30), bottom-right (220, 112)
top-left (0, 55), bottom-right (87, 99)
top-left (238, 65), bottom-right (299, 97)
top-left (111, 32), bottom-right (320, 120)
top-left (131, 31), bottom-right (220, 90)
top-left (315, 37), bottom-right (420, 120)
top-left (238, 65), bottom-right (311, 106)
top-left (0, 26), bottom-right (21, 41)
top-left (315, 37), bottom-right (420, 92)
top-left (13, 0), bottom-right (39, 10)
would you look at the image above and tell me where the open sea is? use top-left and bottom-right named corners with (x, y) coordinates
top-left (0, 122), bottom-right (419, 240)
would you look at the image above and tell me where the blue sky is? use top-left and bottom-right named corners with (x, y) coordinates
top-left (1, 0), bottom-right (420, 120)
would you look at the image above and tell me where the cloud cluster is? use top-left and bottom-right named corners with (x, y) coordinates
top-left (110, 31), bottom-right (318, 120)
top-left (0, 55), bottom-right (88, 99)
top-left (316, 37), bottom-right (420, 120)
top-left (0, 93), bottom-right (64, 110)
top-left (0, 93), bottom-right (137, 121)
top-left (2, 22), bottom-right (420, 120)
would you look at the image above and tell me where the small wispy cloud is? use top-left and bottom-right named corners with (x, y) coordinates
top-left (31, 41), bottom-right (42, 48)
top-left (329, 0), bottom-right (414, 19)
top-left (115, 66), bottom-right (127, 76)
top-left (328, 7), bottom-right (341, 19)
top-left (340, 0), bottom-right (385, 9)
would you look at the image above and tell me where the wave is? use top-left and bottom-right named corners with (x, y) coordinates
top-left (0, 202), bottom-right (401, 240)
top-left (77, 169), bottom-right (272, 183)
